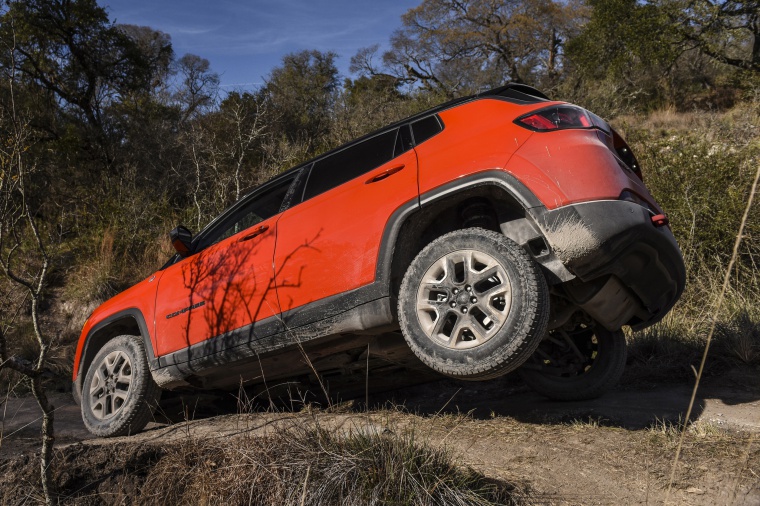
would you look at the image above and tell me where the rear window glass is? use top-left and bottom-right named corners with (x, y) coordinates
top-left (303, 129), bottom-right (398, 200)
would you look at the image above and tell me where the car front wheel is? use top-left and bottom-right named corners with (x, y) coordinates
top-left (81, 335), bottom-right (161, 437)
top-left (398, 228), bottom-right (549, 380)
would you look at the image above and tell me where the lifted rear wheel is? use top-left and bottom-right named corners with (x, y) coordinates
top-left (81, 335), bottom-right (161, 437)
top-left (398, 228), bottom-right (549, 380)
top-left (519, 325), bottom-right (627, 401)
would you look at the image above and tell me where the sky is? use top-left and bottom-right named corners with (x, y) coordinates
top-left (102, 0), bottom-right (419, 91)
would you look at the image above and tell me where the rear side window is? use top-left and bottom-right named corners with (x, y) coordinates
top-left (303, 129), bottom-right (398, 200)
top-left (411, 115), bottom-right (443, 145)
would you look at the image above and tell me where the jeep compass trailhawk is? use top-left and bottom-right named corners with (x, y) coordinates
top-left (73, 84), bottom-right (685, 436)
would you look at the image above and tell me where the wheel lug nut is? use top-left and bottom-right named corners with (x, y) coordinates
top-left (461, 307), bottom-right (468, 313)
top-left (450, 301), bottom-right (456, 308)
top-left (452, 288), bottom-right (459, 294)
top-left (465, 285), bottom-right (472, 292)
top-left (470, 297), bottom-right (477, 303)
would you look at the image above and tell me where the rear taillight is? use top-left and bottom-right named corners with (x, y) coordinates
top-left (515, 105), bottom-right (612, 132)
top-left (516, 104), bottom-right (644, 182)
top-left (515, 105), bottom-right (593, 131)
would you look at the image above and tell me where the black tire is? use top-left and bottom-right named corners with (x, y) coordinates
top-left (398, 228), bottom-right (549, 380)
top-left (81, 335), bottom-right (161, 437)
top-left (519, 326), bottom-right (627, 401)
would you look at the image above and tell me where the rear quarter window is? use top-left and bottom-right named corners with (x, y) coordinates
top-left (411, 115), bottom-right (443, 145)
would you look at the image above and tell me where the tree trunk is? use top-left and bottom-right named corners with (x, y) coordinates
top-left (30, 376), bottom-right (55, 505)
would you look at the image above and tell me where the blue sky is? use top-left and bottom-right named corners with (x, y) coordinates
top-left (103, 0), bottom-right (419, 91)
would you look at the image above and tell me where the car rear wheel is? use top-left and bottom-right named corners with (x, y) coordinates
top-left (518, 325), bottom-right (627, 401)
top-left (398, 228), bottom-right (549, 380)
top-left (81, 335), bottom-right (161, 437)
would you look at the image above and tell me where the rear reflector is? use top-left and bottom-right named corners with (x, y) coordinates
top-left (651, 214), bottom-right (669, 227)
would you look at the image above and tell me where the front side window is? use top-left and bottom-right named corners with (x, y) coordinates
top-left (201, 177), bottom-right (294, 248)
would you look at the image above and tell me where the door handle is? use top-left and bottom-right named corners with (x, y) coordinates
top-left (239, 225), bottom-right (269, 242)
top-left (366, 164), bottom-right (405, 184)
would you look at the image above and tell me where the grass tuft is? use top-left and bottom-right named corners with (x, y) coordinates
top-left (0, 416), bottom-right (523, 505)
top-left (141, 420), bottom-right (518, 505)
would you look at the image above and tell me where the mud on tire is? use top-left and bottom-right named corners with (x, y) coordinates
top-left (519, 326), bottom-right (627, 401)
top-left (81, 335), bottom-right (161, 437)
top-left (398, 228), bottom-right (549, 380)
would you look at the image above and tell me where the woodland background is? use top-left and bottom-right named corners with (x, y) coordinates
top-left (0, 0), bottom-right (759, 391)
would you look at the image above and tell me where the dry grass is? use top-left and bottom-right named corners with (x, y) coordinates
top-left (648, 418), bottom-right (723, 443)
top-left (139, 419), bottom-right (518, 506)
top-left (0, 411), bottom-right (522, 505)
top-left (620, 100), bottom-right (760, 383)
top-left (64, 229), bottom-right (119, 305)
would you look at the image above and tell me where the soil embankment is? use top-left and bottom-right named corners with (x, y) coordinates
top-left (1, 372), bottom-right (758, 505)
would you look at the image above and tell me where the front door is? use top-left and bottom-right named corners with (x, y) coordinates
top-left (154, 177), bottom-right (294, 359)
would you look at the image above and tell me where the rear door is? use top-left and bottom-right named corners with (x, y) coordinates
top-left (274, 127), bottom-right (418, 325)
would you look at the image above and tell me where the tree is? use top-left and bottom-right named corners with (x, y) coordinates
top-left (566, 0), bottom-right (677, 78)
top-left (562, 0), bottom-right (680, 110)
top-left (331, 74), bottom-right (413, 145)
top-left (0, 19), bottom-right (57, 503)
top-left (263, 50), bottom-right (339, 150)
top-left (665, 0), bottom-right (760, 74)
top-left (174, 53), bottom-right (220, 122)
top-left (563, 0), bottom-right (752, 112)
top-left (216, 92), bottom-right (271, 200)
top-left (357, 0), bottom-right (581, 96)
top-left (0, 0), bottom-right (172, 164)
top-left (172, 91), bottom-right (272, 229)
top-left (118, 24), bottom-right (174, 97)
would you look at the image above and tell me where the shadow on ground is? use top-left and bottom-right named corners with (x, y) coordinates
top-left (155, 362), bottom-right (760, 432)
top-left (2, 362), bottom-right (758, 458)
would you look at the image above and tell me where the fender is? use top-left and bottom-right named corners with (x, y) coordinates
top-left (374, 169), bottom-right (547, 294)
top-left (72, 308), bottom-right (158, 404)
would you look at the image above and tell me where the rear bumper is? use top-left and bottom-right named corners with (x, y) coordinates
top-left (533, 199), bottom-right (686, 330)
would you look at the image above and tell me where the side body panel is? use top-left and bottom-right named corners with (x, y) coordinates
top-left (274, 149), bottom-right (419, 323)
top-left (416, 99), bottom-right (534, 196)
top-left (506, 129), bottom-right (658, 210)
top-left (153, 214), bottom-right (282, 357)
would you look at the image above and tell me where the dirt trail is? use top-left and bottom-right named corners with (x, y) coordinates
top-left (1, 374), bottom-right (759, 505)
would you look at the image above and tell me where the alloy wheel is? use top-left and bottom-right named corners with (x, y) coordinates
top-left (88, 350), bottom-right (133, 421)
top-left (415, 249), bottom-right (512, 349)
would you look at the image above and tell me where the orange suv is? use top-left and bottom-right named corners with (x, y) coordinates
top-left (72, 84), bottom-right (685, 436)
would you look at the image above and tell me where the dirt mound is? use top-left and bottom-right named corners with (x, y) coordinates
top-left (2, 372), bottom-right (759, 505)
top-left (0, 423), bottom-right (519, 506)
top-left (0, 443), bottom-right (165, 505)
